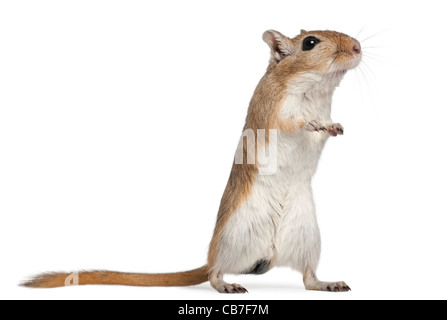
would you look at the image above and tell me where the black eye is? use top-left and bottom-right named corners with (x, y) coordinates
top-left (302, 36), bottom-right (320, 51)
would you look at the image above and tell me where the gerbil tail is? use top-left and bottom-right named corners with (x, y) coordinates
top-left (21, 265), bottom-right (209, 288)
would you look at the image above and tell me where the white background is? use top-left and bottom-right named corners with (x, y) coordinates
top-left (1, 0), bottom-right (446, 300)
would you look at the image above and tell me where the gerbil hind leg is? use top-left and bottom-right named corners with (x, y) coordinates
top-left (209, 271), bottom-right (248, 294)
top-left (303, 269), bottom-right (351, 292)
top-left (295, 222), bottom-right (351, 292)
top-left (291, 243), bottom-right (351, 292)
top-left (275, 184), bottom-right (351, 292)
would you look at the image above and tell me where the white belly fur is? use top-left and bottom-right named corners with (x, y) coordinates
top-left (216, 129), bottom-right (329, 274)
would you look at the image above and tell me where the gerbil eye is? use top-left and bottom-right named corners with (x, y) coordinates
top-left (302, 36), bottom-right (320, 51)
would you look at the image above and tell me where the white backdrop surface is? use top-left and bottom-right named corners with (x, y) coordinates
top-left (1, 0), bottom-right (446, 300)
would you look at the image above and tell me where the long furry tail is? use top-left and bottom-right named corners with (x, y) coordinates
top-left (21, 265), bottom-right (209, 288)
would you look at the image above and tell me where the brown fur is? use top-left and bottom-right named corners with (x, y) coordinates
top-left (22, 266), bottom-right (208, 288)
top-left (277, 117), bottom-right (307, 134)
top-left (207, 68), bottom-right (288, 269)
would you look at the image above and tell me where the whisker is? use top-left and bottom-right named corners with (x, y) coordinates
top-left (360, 61), bottom-right (378, 86)
top-left (357, 62), bottom-right (377, 105)
top-left (362, 51), bottom-right (387, 57)
top-left (358, 64), bottom-right (370, 91)
top-left (360, 27), bottom-right (394, 44)
top-left (355, 62), bottom-right (380, 120)
top-left (363, 45), bottom-right (393, 65)
top-left (356, 20), bottom-right (371, 39)
top-left (362, 52), bottom-right (390, 64)
top-left (318, 55), bottom-right (338, 85)
top-left (354, 58), bottom-right (363, 104)
top-left (361, 46), bottom-right (388, 50)
top-left (355, 15), bottom-right (385, 40)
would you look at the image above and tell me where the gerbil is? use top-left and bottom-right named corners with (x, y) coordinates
top-left (23, 29), bottom-right (362, 293)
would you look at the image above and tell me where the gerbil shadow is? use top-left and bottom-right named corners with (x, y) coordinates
top-left (188, 282), bottom-right (304, 293)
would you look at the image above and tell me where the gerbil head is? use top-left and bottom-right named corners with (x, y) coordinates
top-left (262, 29), bottom-right (362, 82)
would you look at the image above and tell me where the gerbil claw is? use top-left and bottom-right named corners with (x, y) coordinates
top-left (316, 281), bottom-right (350, 292)
top-left (328, 282), bottom-right (351, 292)
top-left (304, 120), bottom-right (326, 133)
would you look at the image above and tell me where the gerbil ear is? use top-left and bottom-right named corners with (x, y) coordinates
top-left (300, 29), bottom-right (307, 34)
top-left (262, 30), bottom-right (295, 62)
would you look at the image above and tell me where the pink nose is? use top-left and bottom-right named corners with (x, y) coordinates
top-left (353, 44), bottom-right (361, 54)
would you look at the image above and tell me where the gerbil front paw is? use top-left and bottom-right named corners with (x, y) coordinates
top-left (304, 120), bottom-right (326, 133)
top-left (325, 123), bottom-right (344, 136)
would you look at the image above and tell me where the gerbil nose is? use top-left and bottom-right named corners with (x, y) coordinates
top-left (353, 44), bottom-right (361, 54)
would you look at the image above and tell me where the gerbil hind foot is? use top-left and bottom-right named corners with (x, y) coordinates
top-left (217, 283), bottom-right (248, 294)
top-left (305, 280), bottom-right (351, 292)
top-left (303, 270), bottom-right (350, 292)
top-left (209, 272), bottom-right (248, 294)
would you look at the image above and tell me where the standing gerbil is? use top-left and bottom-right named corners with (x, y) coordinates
top-left (23, 28), bottom-right (362, 293)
